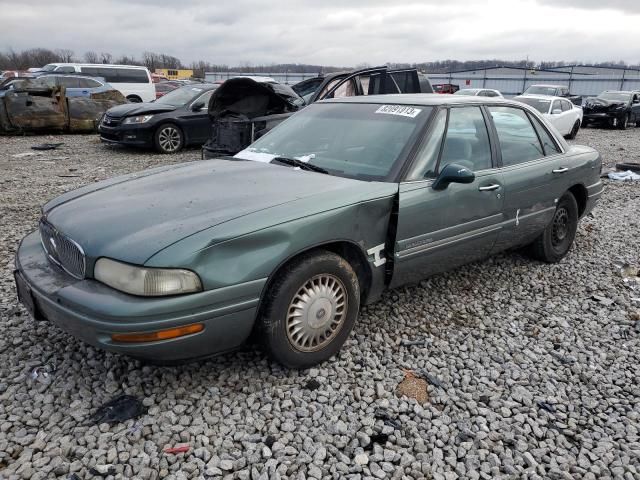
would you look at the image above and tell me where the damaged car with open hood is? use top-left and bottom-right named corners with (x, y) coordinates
top-left (15, 94), bottom-right (602, 368)
top-left (582, 90), bottom-right (640, 129)
top-left (202, 66), bottom-right (428, 158)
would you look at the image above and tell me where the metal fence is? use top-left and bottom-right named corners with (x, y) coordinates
top-left (428, 72), bottom-right (640, 98)
top-left (204, 71), bottom-right (322, 85)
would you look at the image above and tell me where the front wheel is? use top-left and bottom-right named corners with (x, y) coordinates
top-left (154, 124), bottom-right (184, 154)
top-left (618, 113), bottom-right (630, 130)
top-left (529, 192), bottom-right (578, 263)
top-left (259, 250), bottom-right (360, 368)
top-left (566, 120), bottom-right (580, 139)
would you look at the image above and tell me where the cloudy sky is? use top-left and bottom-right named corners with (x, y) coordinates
top-left (1, 0), bottom-right (639, 66)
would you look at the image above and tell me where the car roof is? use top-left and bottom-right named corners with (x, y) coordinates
top-left (515, 94), bottom-right (569, 102)
top-left (526, 84), bottom-right (567, 88)
top-left (602, 90), bottom-right (638, 94)
top-left (321, 93), bottom-right (515, 107)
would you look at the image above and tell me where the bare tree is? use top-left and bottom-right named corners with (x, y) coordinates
top-left (100, 52), bottom-right (113, 64)
top-left (84, 51), bottom-right (99, 63)
top-left (55, 49), bottom-right (74, 63)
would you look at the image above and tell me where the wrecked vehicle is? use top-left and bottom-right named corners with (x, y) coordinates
top-left (582, 91), bottom-right (640, 129)
top-left (98, 84), bottom-right (219, 153)
top-left (0, 78), bottom-right (126, 134)
top-left (15, 95), bottom-right (602, 367)
top-left (202, 67), bottom-right (429, 158)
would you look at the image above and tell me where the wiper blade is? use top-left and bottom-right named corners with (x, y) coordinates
top-left (272, 157), bottom-right (328, 174)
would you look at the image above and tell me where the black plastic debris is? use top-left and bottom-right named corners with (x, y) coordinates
top-left (400, 338), bottom-right (427, 347)
top-left (67, 474), bottom-right (81, 480)
top-left (31, 142), bottom-right (64, 151)
top-left (89, 394), bottom-right (147, 425)
top-left (415, 369), bottom-right (445, 389)
top-left (264, 435), bottom-right (276, 448)
top-left (304, 379), bottom-right (321, 391)
top-left (364, 433), bottom-right (390, 451)
top-left (537, 401), bottom-right (556, 413)
top-left (89, 464), bottom-right (116, 477)
top-left (373, 408), bottom-right (401, 429)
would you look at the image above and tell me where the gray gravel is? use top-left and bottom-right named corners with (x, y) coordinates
top-left (0, 128), bottom-right (639, 480)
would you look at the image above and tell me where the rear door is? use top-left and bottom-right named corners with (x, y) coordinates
top-left (391, 105), bottom-right (504, 287)
top-left (487, 106), bottom-right (566, 251)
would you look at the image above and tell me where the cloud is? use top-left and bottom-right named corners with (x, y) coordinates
top-left (0, 0), bottom-right (638, 66)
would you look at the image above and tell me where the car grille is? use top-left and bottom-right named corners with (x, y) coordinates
top-left (39, 219), bottom-right (86, 279)
top-left (102, 115), bottom-right (121, 127)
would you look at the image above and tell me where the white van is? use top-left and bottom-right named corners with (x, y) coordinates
top-left (37, 63), bottom-right (154, 102)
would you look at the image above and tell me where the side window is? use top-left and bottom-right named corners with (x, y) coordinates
top-left (328, 79), bottom-right (356, 98)
top-left (529, 114), bottom-right (562, 156)
top-left (80, 67), bottom-right (99, 76)
top-left (59, 77), bottom-right (80, 88)
top-left (407, 109), bottom-right (446, 180)
top-left (489, 106), bottom-right (544, 166)
top-left (551, 100), bottom-right (562, 113)
top-left (561, 100), bottom-right (571, 112)
top-left (195, 90), bottom-right (214, 108)
top-left (57, 66), bottom-right (75, 73)
top-left (79, 78), bottom-right (101, 88)
top-left (441, 107), bottom-right (492, 172)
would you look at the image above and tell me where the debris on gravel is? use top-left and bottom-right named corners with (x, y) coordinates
top-left (0, 130), bottom-right (639, 479)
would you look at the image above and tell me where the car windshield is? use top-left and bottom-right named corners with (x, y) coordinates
top-left (454, 90), bottom-right (478, 96)
top-left (154, 86), bottom-right (207, 106)
top-left (40, 64), bottom-right (57, 72)
top-left (234, 103), bottom-right (431, 181)
top-left (524, 86), bottom-right (557, 96)
top-left (598, 92), bottom-right (631, 102)
top-left (516, 97), bottom-right (551, 113)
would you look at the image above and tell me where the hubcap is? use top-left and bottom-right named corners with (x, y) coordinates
top-left (552, 207), bottom-right (569, 246)
top-left (158, 127), bottom-right (181, 152)
top-left (286, 274), bottom-right (347, 352)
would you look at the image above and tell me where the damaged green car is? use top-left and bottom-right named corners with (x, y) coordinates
top-left (15, 95), bottom-right (603, 367)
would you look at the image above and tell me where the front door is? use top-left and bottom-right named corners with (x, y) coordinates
top-left (390, 106), bottom-right (504, 287)
top-left (181, 90), bottom-right (215, 143)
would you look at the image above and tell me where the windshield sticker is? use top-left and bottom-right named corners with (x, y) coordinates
top-left (234, 149), bottom-right (277, 163)
top-left (375, 105), bottom-right (422, 118)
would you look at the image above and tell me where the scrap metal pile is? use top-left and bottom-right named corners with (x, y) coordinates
top-left (0, 78), bottom-right (126, 134)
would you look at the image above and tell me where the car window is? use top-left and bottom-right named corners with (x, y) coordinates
top-left (407, 109), bottom-right (446, 180)
top-left (316, 77), bottom-right (344, 99)
top-left (58, 77), bottom-right (80, 88)
top-left (194, 90), bottom-right (214, 108)
top-left (78, 78), bottom-right (101, 88)
top-left (328, 79), bottom-right (357, 98)
top-left (57, 66), bottom-right (75, 73)
top-left (552, 100), bottom-right (562, 112)
top-left (561, 100), bottom-right (571, 112)
top-left (529, 114), bottom-right (562, 156)
top-left (488, 106), bottom-right (544, 167)
top-left (440, 107), bottom-right (492, 172)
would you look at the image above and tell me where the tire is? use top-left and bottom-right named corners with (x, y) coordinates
top-left (566, 120), bottom-right (580, 140)
top-left (259, 250), bottom-right (360, 368)
top-left (126, 95), bottom-right (142, 103)
top-left (616, 162), bottom-right (640, 173)
top-left (529, 192), bottom-right (579, 263)
top-left (618, 113), bottom-right (630, 130)
top-left (154, 123), bottom-right (184, 154)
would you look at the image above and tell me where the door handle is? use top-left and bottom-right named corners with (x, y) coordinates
top-left (553, 167), bottom-right (569, 173)
top-left (478, 184), bottom-right (500, 191)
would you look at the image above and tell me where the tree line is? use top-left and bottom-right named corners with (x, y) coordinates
top-left (0, 47), bottom-right (637, 77)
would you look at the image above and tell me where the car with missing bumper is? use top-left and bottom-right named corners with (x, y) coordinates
top-left (582, 90), bottom-right (640, 129)
top-left (15, 95), bottom-right (603, 368)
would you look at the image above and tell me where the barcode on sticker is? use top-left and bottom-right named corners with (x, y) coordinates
top-left (375, 105), bottom-right (422, 118)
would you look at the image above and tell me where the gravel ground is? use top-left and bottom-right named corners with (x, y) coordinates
top-left (0, 128), bottom-right (639, 480)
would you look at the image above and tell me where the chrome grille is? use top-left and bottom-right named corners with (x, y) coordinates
top-left (102, 115), bottom-right (121, 127)
top-left (39, 219), bottom-right (86, 279)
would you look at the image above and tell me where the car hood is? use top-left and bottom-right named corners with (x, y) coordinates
top-left (584, 97), bottom-right (625, 109)
top-left (42, 159), bottom-right (394, 266)
top-left (105, 102), bottom-right (177, 117)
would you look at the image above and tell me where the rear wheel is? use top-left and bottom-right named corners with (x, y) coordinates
top-left (566, 120), bottom-right (580, 139)
top-left (259, 250), bottom-right (360, 368)
top-left (529, 192), bottom-right (578, 263)
top-left (154, 124), bottom-right (183, 154)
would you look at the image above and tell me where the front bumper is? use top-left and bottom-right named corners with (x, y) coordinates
top-left (98, 122), bottom-right (155, 147)
top-left (583, 112), bottom-right (621, 124)
top-left (15, 231), bottom-right (263, 362)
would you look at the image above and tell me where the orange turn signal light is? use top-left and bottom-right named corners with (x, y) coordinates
top-left (111, 323), bottom-right (204, 343)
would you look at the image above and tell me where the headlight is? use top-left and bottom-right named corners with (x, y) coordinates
top-left (123, 115), bottom-right (154, 124)
top-left (94, 258), bottom-right (202, 296)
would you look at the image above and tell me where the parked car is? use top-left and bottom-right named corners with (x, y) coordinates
top-left (582, 90), bottom-right (640, 129)
top-left (433, 84), bottom-right (459, 94)
top-left (98, 84), bottom-right (218, 153)
top-left (154, 82), bottom-right (179, 99)
top-left (204, 67), bottom-right (430, 157)
top-left (455, 88), bottom-right (503, 98)
top-left (36, 63), bottom-right (155, 102)
top-left (514, 95), bottom-right (583, 138)
top-left (14, 95), bottom-right (603, 367)
top-left (1, 74), bottom-right (115, 98)
top-left (522, 84), bottom-right (581, 105)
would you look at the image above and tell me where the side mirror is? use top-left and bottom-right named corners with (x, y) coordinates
top-left (552, 109), bottom-right (562, 115)
top-left (432, 163), bottom-right (475, 190)
top-left (191, 101), bottom-right (205, 111)
top-left (633, 98), bottom-right (639, 104)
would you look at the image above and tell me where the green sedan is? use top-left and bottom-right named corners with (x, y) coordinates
top-left (14, 95), bottom-right (603, 368)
